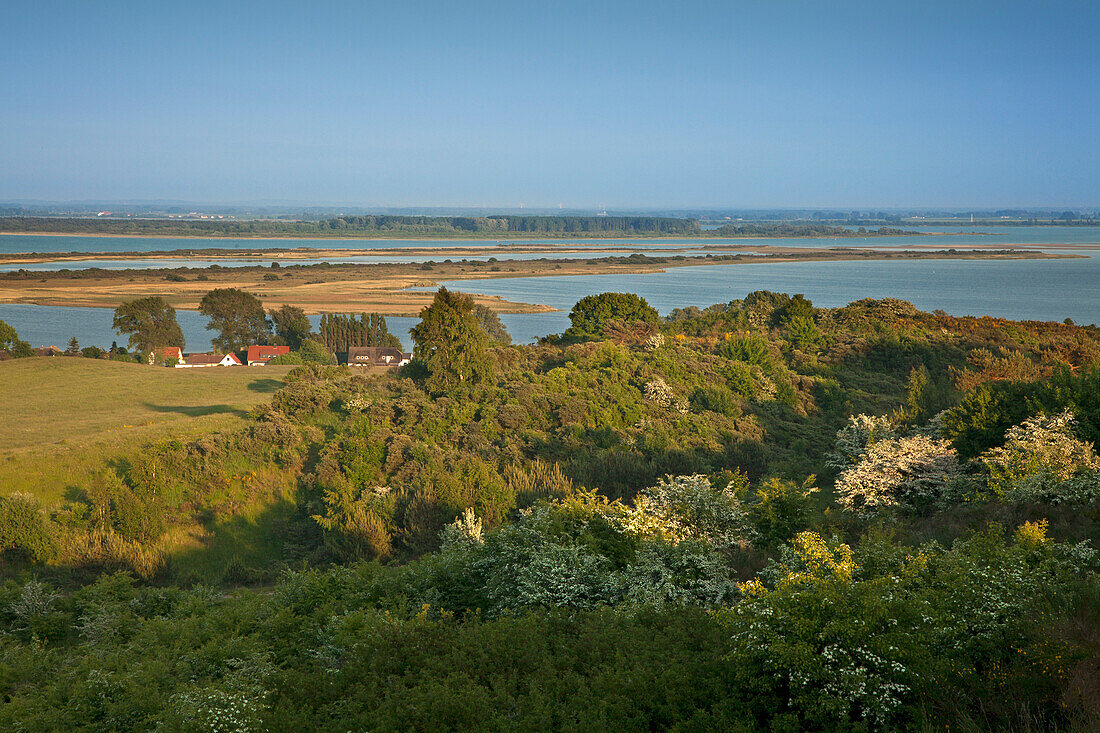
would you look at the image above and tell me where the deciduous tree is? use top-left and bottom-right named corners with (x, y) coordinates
top-left (269, 304), bottom-right (312, 349)
top-left (565, 292), bottom-right (659, 341)
top-left (409, 287), bottom-right (494, 395)
top-left (198, 288), bottom-right (271, 352)
top-left (112, 297), bottom-right (185, 353)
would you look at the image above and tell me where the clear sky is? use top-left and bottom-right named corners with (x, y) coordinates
top-left (2, 0), bottom-right (1097, 208)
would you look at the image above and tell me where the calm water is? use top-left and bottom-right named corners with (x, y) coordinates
top-left (2, 226), bottom-right (1098, 272)
top-left (1, 226), bottom-right (1097, 350)
top-left (3, 225), bottom-right (1099, 255)
top-left (3, 255), bottom-right (1096, 353)
top-left (427, 256), bottom-right (1100, 328)
top-left (0, 304), bottom-right (564, 352)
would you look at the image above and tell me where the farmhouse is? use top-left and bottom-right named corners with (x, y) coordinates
top-left (34, 346), bottom-right (64, 357)
top-left (346, 346), bottom-right (412, 368)
top-left (159, 347), bottom-right (184, 363)
top-left (175, 352), bottom-right (243, 368)
top-left (247, 345), bottom-right (291, 366)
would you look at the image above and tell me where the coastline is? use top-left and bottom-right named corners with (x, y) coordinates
top-left (0, 249), bottom-right (1076, 316)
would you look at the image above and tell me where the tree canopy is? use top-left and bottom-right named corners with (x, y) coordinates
top-left (565, 292), bottom-right (659, 340)
top-left (472, 303), bottom-right (512, 345)
top-left (269, 304), bottom-right (312, 350)
top-left (111, 297), bottom-right (185, 353)
top-left (198, 288), bottom-right (271, 352)
top-left (318, 313), bottom-right (401, 353)
top-left (409, 287), bottom-right (494, 395)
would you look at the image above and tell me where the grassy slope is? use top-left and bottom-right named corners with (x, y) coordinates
top-left (0, 357), bottom-right (291, 504)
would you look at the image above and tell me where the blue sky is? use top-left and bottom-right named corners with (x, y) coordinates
top-left (2, 0), bottom-right (1097, 207)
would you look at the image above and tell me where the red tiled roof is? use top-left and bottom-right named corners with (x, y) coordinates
top-left (247, 345), bottom-right (290, 363)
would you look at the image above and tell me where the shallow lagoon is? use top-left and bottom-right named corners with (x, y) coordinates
top-left (3, 250), bottom-right (1096, 354)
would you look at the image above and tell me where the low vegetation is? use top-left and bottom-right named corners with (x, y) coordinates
top-left (2, 289), bottom-right (1099, 731)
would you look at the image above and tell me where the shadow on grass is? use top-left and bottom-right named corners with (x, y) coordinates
top-left (168, 497), bottom-right (299, 586)
top-left (144, 403), bottom-right (249, 418)
top-left (247, 378), bottom-right (285, 394)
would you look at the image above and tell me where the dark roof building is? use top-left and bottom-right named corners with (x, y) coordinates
top-left (346, 346), bottom-right (411, 368)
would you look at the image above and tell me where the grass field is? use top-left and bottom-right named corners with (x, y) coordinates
top-left (0, 357), bottom-right (291, 505)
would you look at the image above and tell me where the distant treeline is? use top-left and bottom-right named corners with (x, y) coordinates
top-left (0, 216), bottom-right (929, 239)
top-left (711, 222), bottom-right (917, 237)
top-left (0, 215), bottom-right (701, 238)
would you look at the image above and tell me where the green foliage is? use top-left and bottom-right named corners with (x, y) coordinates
top-left (690, 384), bottom-right (742, 417)
top-left (719, 330), bottom-right (772, 366)
top-left (780, 293), bottom-right (815, 324)
top-left (0, 493), bottom-right (55, 561)
top-left (0, 319), bottom-right (34, 357)
top-left (409, 287), bottom-right (494, 395)
top-left (747, 476), bottom-right (819, 547)
top-left (199, 288), bottom-right (272, 352)
top-left (299, 339), bottom-right (337, 364)
top-left (317, 312), bottom-right (400, 352)
top-left (786, 315), bottom-right (821, 349)
top-left (5, 292), bottom-right (1100, 730)
top-left (0, 319), bottom-right (19, 350)
top-left (266, 351), bottom-right (304, 366)
top-left (111, 297), bottom-right (186, 353)
top-left (268, 304), bottom-right (312, 349)
top-left (564, 292), bottom-right (659, 341)
top-left (976, 410), bottom-right (1100, 503)
top-left (471, 303), bottom-right (512, 345)
top-left (941, 367), bottom-right (1100, 459)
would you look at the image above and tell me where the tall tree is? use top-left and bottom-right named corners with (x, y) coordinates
top-left (410, 287), bottom-right (493, 395)
top-left (112, 297), bottom-right (185, 353)
top-left (317, 313), bottom-right (401, 352)
top-left (65, 337), bottom-right (80, 356)
top-left (269, 304), bottom-right (312, 350)
top-left (198, 288), bottom-right (271, 352)
top-left (472, 303), bottom-right (512, 345)
top-left (564, 292), bottom-right (659, 341)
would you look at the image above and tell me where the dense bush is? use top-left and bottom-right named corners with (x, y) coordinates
top-left (5, 292), bottom-right (1100, 729)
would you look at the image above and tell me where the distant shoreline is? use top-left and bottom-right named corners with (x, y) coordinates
top-left (0, 230), bottom-right (944, 242)
top-left (3, 238), bottom-right (1098, 266)
top-left (0, 248), bottom-right (1076, 317)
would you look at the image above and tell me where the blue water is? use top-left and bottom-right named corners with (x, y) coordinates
top-left (427, 256), bottom-right (1100, 328)
top-left (4, 225), bottom-right (1097, 272)
top-left (4, 226), bottom-right (1099, 256)
top-left (0, 251), bottom-right (686, 272)
top-left (0, 302), bottom-right (566, 353)
top-left (1, 225), bottom-right (1097, 350)
top-left (3, 254), bottom-right (1095, 354)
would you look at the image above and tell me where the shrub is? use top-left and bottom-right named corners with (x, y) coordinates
top-left (835, 435), bottom-right (961, 513)
top-left (747, 476), bottom-right (819, 547)
top-left (980, 409), bottom-right (1100, 501)
top-left (0, 493), bottom-right (56, 562)
top-left (619, 474), bottom-right (756, 551)
top-left (690, 384), bottom-right (741, 417)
